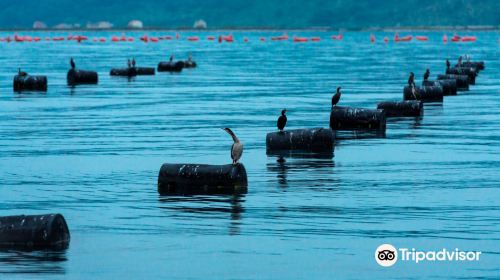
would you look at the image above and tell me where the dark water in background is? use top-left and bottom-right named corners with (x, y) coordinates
top-left (0, 31), bottom-right (499, 279)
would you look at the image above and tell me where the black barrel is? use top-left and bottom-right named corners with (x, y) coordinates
top-left (330, 106), bottom-right (386, 131)
top-left (446, 67), bottom-right (476, 85)
top-left (456, 61), bottom-right (484, 71)
top-left (110, 67), bottom-right (137, 77)
top-left (422, 79), bottom-right (457, 96)
top-left (377, 101), bottom-right (423, 117)
top-left (266, 128), bottom-right (335, 152)
top-left (136, 67), bottom-right (155, 75)
top-left (13, 75), bottom-right (47, 92)
top-left (437, 74), bottom-right (469, 91)
top-left (183, 61), bottom-right (197, 68)
top-left (403, 86), bottom-right (443, 102)
top-left (0, 214), bottom-right (70, 249)
top-left (67, 69), bottom-right (98, 85)
top-left (158, 163), bottom-right (248, 195)
top-left (157, 61), bottom-right (184, 72)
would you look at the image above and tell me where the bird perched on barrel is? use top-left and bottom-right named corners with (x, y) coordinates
top-left (222, 128), bottom-right (243, 165)
top-left (18, 68), bottom-right (27, 76)
top-left (408, 72), bottom-right (418, 99)
top-left (331, 87), bottom-right (342, 109)
top-left (70, 57), bottom-right (75, 69)
top-left (423, 69), bottom-right (430, 81)
top-left (277, 109), bottom-right (287, 132)
top-left (132, 58), bottom-right (136, 68)
top-left (446, 59), bottom-right (450, 70)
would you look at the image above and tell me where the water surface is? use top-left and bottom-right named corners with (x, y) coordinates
top-left (0, 31), bottom-right (499, 279)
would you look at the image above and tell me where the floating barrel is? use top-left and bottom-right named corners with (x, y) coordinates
top-left (136, 67), bottom-right (155, 75)
top-left (67, 69), bottom-right (98, 85)
top-left (158, 163), bottom-right (248, 195)
top-left (157, 61), bottom-right (184, 72)
top-left (110, 67), bottom-right (137, 77)
top-left (0, 214), bottom-right (70, 249)
top-left (183, 61), bottom-right (197, 68)
top-left (446, 67), bottom-right (476, 84)
top-left (422, 79), bottom-right (457, 96)
top-left (403, 86), bottom-right (443, 102)
top-left (13, 75), bottom-right (47, 92)
top-left (458, 61), bottom-right (484, 71)
top-left (377, 101), bottom-right (423, 117)
top-left (330, 106), bottom-right (386, 131)
top-left (437, 74), bottom-right (469, 90)
top-left (266, 128), bottom-right (335, 153)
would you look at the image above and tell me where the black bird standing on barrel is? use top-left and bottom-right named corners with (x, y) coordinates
top-left (423, 69), bottom-right (430, 81)
top-left (70, 57), bottom-right (75, 69)
top-left (331, 87), bottom-right (342, 108)
top-left (277, 109), bottom-right (287, 132)
top-left (132, 58), bottom-right (136, 67)
top-left (446, 59), bottom-right (450, 70)
top-left (18, 68), bottom-right (27, 76)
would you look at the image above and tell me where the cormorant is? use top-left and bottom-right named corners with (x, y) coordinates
top-left (408, 72), bottom-right (417, 99)
top-left (169, 55), bottom-right (174, 64)
top-left (127, 59), bottom-right (131, 68)
top-left (408, 72), bottom-right (415, 87)
top-left (222, 128), bottom-right (243, 165)
top-left (70, 57), bottom-right (75, 69)
top-left (132, 58), bottom-right (136, 67)
top-left (18, 68), bottom-right (27, 76)
top-left (277, 109), bottom-right (287, 132)
top-left (331, 87), bottom-right (342, 108)
top-left (423, 69), bottom-right (430, 81)
top-left (446, 59), bottom-right (450, 70)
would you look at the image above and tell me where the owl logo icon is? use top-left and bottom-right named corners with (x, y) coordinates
top-left (375, 244), bottom-right (398, 267)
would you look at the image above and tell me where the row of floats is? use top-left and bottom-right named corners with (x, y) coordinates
top-left (0, 32), bottom-right (487, 44)
top-left (0, 56), bottom-right (486, 250)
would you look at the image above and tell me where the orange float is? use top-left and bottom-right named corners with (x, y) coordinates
top-left (293, 36), bottom-right (308, 42)
top-left (416, 36), bottom-right (428, 41)
top-left (187, 36), bottom-right (199, 41)
top-left (461, 36), bottom-right (476, 42)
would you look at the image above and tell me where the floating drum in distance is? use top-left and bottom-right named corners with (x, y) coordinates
top-left (330, 106), bottom-right (386, 131)
top-left (13, 75), bottom-right (47, 92)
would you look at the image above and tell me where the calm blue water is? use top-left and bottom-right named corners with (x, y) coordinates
top-left (0, 31), bottom-right (499, 279)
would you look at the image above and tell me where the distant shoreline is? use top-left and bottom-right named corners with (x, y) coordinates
top-left (1, 26), bottom-right (500, 32)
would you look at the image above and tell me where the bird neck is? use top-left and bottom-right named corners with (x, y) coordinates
top-left (225, 129), bottom-right (239, 143)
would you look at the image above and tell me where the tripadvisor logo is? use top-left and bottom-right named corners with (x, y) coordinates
top-left (375, 244), bottom-right (481, 267)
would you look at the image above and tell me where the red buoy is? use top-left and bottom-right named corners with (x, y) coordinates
top-left (370, 34), bottom-right (376, 43)
top-left (150, 37), bottom-right (159, 42)
top-left (187, 36), bottom-right (199, 41)
top-left (260, 37), bottom-right (266, 42)
top-left (244, 37), bottom-right (249, 42)
top-left (311, 37), bottom-right (321, 42)
top-left (207, 36), bottom-right (215, 41)
top-left (461, 36), bottom-right (476, 42)
top-left (293, 36), bottom-right (308, 42)
top-left (443, 34), bottom-right (448, 43)
top-left (331, 33), bottom-right (343, 40)
top-left (383, 37), bottom-right (389, 43)
top-left (416, 36), bottom-right (428, 41)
